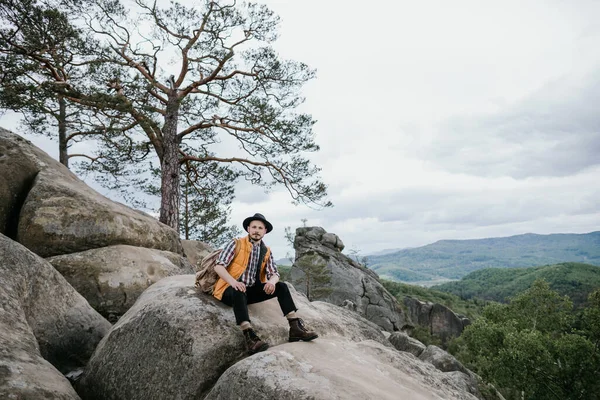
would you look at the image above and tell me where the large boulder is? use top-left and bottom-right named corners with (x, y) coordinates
top-left (404, 297), bottom-right (467, 343)
top-left (0, 129), bottom-right (39, 238)
top-left (388, 331), bottom-right (427, 357)
top-left (419, 345), bottom-right (471, 375)
top-left (206, 339), bottom-right (479, 400)
top-left (47, 245), bottom-right (194, 321)
top-left (181, 239), bottom-right (214, 268)
top-left (291, 226), bottom-right (406, 332)
top-left (0, 233), bottom-right (110, 398)
top-left (419, 346), bottom-right (483, 399)
top-left (77, 276), bottom-right (390, 400)
top-left (0, 129), bottom-right (183, 257)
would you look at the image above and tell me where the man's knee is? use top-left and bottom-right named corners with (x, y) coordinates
top-left (275, 282), bottom-right (289, 293)
top-left (232, 288), bottom-right (248, 301)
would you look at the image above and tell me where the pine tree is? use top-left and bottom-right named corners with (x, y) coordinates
top-left (294, 252), bottom-right (333, 301)
top-left (69, 0), bottom-right (331, 231)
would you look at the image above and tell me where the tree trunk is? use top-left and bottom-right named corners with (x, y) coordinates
top-left (184, 166), bottom-right (190, 240)
top-left (58, 95), bottom-right (68, 168)
top-left (159, 94), bottom-right (181, 231)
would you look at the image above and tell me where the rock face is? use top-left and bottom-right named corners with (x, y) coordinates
top-left (0, 131), bottom-right (39, 237)
top-left (291, 227), bottom-right (406, 332)
top-left (418, 345), bottom-right (482, 398)
top-left (77, 276), bottom-right (389, 400)
top-left (388, 331), bottom-right (427, 357)
top-left (0, 129), bottom-right (183, 258)
top-left (206, 339), bottom-right (478, 400)
top-left (0, 233), bottom-right (110, 398)
top-left (419, 345), bottom-right (471, 375)
top-left (181, 239), bottom-right (214, 268)
top-left (47, 245), bottom-right (194, 320)
top-left (404, 297), bottom-right (468, 343)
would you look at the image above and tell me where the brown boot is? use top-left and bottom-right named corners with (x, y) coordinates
top-left (288, 318), bottom-right (318, 342)
top-left (243, 328), bottom-right (269, 354)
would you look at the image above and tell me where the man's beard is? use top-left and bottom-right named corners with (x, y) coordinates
top-left (250, 234), bottom-right (262, 243)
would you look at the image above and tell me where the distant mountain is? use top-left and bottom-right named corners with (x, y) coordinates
top-left (367, 231), bottom-right (600, 283)
top-left (365, 248), bottom-right (410, 256)
top-left (432, 262), bottom-right (600, 308)
top-left (275, 257), bottom-right (293, 266)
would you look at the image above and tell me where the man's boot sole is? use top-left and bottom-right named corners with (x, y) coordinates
top-left (248, 342), bottom-right (269, 354)
top-left (289, 334), bottom-right (318, 342)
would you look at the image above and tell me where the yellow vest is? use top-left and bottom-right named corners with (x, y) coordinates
top-left (213, 236), bottom-right (272, 300)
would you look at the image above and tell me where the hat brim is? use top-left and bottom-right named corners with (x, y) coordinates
top-left (243, 216), bottom-right (273, 233)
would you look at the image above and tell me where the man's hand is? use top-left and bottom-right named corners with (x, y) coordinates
top-left (231, 281), bottom-right (246, 292)
top-left (264, 282), bottom-right (276, 295)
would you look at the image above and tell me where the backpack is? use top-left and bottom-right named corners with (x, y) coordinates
top-left (194, 239), bottom-right (240, 294)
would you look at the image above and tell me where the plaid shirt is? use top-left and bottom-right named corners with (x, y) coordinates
top-left (216, 237), bottom-right (279, 287)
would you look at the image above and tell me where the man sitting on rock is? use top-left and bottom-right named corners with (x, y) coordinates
top-left (213, 213), bottom-right (318, 354)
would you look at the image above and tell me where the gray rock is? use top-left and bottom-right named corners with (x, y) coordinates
top-left (404, 297), bottom-right (466, 342)
top-left (77, 276), bottom-right (388, 400)
top-left (388, 331), bottom-right (427, 357)
top-left (0, 129), bottom-right (38, 237)
top-left (47, 245), bottom-right (194, 320)
top-left (206, 339), bottom-right (479, 400)
top-left (181, 239), bottom-right (214, 268)
top-left (340, 299), bottom-right (357, 311)
top-left (444, 371), bottom-right (483, 399)
top-left (0, 233), bottom-right (110, 398)
top-left (0, 129), bottom-right (183, 257)
top-left (291, 227), bottom-right (406, 332)
top-left (321, 232), bottom-right (345, 251)
top-left (419, 345), bottom-right (471, 375)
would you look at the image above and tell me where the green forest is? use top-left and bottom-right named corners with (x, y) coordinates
top-left (433, 262), bottom-right (600, 308)
top-left (383, 270), bottom-right (600, 400)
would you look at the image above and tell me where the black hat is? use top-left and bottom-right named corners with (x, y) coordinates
top-left (242, 213), bottom-right (273, 233)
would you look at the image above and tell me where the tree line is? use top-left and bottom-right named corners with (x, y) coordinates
top-left (0, 0), bottom-right (331, 246)
top-left (453, 280), bottom-right (600, 400)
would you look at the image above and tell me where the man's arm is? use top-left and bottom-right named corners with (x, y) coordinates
top-left (264, 252), bottom-right (279, 294)
top-left (214, 264), bottom-right (246, 292)
top-left (215, 239), bottom-right (246, 292)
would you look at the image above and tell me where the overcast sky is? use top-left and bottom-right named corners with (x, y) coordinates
top-left (2, 0), bottom-right (599, 259)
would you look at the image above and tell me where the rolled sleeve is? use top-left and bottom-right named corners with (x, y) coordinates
top-left (216, 239), bottom-right (237, 267)
top-left (265, 252), bottom-right (279, 280)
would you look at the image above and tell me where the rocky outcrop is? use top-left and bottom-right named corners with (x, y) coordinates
top-left (419, 345), bottom-right (471, 375)
top-left (77, 276), bottom-right (485, 400)
top-left (47, 245), bottom-right (194, 321)
top-left (291, 227), bottom-right (406, 332)
top-left (419, 345), bottom-right (482, 398)
top-left (181, 239), bottom-right (214, 268)
top-left (388, 331), bottom-right (427, 357)
top-left (0, 233), bottom-right (110, 398)
top-left (206, 339), bottom-right (479, 400)
top-left (0, 129), bottom-right (183, 258)
top-left (404, 297), bottom-right (468, 343)
top-left (77, 276), bottom-right (389, 400)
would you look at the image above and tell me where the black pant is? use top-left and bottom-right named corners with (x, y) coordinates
top-left (220, 282), bottom-right (297, 325)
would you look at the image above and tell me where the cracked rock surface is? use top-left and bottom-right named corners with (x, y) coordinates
top-left (0, 233), bottom-right (110, 399)
top-left (291, 227), bottom-right (407, 332)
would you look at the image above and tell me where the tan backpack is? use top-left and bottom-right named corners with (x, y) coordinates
top-left (194, 239), bottom-right (240, 294)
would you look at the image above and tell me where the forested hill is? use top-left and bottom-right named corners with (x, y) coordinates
top-left (432, 262), bottom-right (600, 307)
top-left (367, 231), bottom-right (600, 282)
